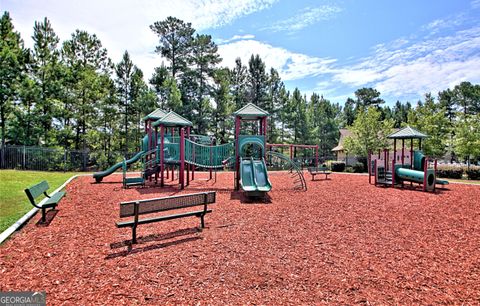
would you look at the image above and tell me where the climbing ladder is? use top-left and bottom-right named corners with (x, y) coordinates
top-left (266, 151), bottom-right (307, 191)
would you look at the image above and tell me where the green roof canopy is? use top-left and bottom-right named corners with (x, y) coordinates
top-left (143, 108), bottom-right (168, 121)
top-left (387, 126), bottom-right (428, 139)
top-left (233, 103), bottom-right (269, 118)
top-left (152, 111), bottom-right (193, 127)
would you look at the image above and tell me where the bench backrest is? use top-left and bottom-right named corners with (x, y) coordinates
top-left (308, 166), bottom-right (329, 172)
top-left (24, 180), bottom-right (49, 206)
top-left (119, 191), bottom-right (216, 218)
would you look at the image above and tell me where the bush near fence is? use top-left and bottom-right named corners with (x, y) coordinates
top-left (436, 164), bottom-right (480, 180)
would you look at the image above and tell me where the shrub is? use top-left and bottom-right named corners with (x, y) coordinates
top-left (330, 161), bottom-right (346, 172)
top-left (353, 162), bottom-right (364, 173)
top-left (466, 166), bottom-right (480, 180)
top-left (436, 165), bottom-right (464, 179)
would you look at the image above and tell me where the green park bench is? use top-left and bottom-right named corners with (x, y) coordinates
top-left (307, 166), bottom-right (332, 181)
top-left (24, 181), bottom-right (66, 223)
top-left (116, 191), bottom-right (216, 244)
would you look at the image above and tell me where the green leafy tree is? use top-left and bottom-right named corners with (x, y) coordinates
top-left (407, 94), bottom-right (450, 157)
top-left (150, 17), bottom-right (194, 80)
top-left (344, 106), bottom-right (394, 157)
top-left (453, 114), bottom-right (480, 168)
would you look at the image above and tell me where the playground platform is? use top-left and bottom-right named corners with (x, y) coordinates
top-left (1, 172), bottom-right (480, 304)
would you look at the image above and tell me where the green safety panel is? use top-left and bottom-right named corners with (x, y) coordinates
top-left (238, 135), bottom-right (265, 157)
top-left (185, 140), bottom-right (234, 168)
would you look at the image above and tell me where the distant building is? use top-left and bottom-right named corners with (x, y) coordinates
top-left (332, 129), bottom-right (357, 165)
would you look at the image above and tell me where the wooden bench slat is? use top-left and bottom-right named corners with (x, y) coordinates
top-left (116, 209), bottom-right (212, 228)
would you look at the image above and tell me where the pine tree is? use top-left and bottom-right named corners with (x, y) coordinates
top-left (0, 12), bottom-right (26, 165)
top-left (189, 34), bottom-right (221, 134)
top-left (212, 68), bottom-right (234, 143)
top-left (61, 30), bottom-right (110, 150)
top-left (150, 17), bottom-right (194, 80)
top-left (247, 54), bottom-right (269, 108)
top-left (31, 17), bottom-right (61, 146)
top-left (230, 57), bottom-right (248, 110)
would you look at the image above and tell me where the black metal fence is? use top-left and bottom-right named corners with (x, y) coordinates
top-left (0, 145), bottom-right (137, 172)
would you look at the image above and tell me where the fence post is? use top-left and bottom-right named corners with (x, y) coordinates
top-left (64, 149), bottom-right (67, 172)
top-left (23, 145), bottom-right (26, 170)
top-left (82, 150), bottom-right (87, 171)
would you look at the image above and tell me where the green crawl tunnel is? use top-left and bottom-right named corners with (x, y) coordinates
top-left (395, 167), bottom-right (435, 191)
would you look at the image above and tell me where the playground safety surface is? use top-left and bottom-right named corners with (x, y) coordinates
top-left (1, 172), bottom-right (479, 304)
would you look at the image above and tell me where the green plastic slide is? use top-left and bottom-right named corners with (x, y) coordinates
top-left (93, 151), bottom-right (145, 183)
top-left (253, 159), bottom-right (272, 192)
top-left (239, 158), bottom-right (272, 196)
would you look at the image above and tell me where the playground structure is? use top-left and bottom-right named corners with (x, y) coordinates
top-left (93, 103), bottom-right (309, 196)
top-left (368, 126), bottom-right (449, 192)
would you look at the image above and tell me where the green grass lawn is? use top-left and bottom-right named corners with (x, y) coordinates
top-left (0, 170), bottom-right (80, 233)
top-left (447, 178), bottom-right (480, 185)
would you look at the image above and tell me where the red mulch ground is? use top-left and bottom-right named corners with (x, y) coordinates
top-left (1, 172), bottom-right (480, 304)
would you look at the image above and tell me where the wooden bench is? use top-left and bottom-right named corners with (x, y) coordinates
top-left (117, 191), bottom-right (216, 244)
top-left (24, 181), bottom-right (66, 223)
top-left (308, 166), bottom-right (332, 181)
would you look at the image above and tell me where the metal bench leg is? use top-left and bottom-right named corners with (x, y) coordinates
top-left (132, 226), bottom-right (137, 244)
top-left (41, 208), bottom-right (46, 223)
top-left (200, 214), bottom-right (205, 228)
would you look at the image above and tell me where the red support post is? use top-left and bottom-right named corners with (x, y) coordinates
top-left (368, 151), bottom-right (371, 184)
top-left (434, 159), bottom-right (437, 192)
top-left (392, 159), bottom-right (395, 188)
top-left (401, 139), bottom-right (405, 166)
top-left (160, 125), bottom-right (165, 187)
top-left (235, 116), bottom-right (240, 190)
top-left (374, 159), bottom-right (377, 186)
top-left (315, 145), bottom-right (319, 167)
top-left (180, 127), bottom-right (185, 189)
top-left (423, 156), bottom-right (428, 192)
top-left (410, 138), bottom-right (414, 169)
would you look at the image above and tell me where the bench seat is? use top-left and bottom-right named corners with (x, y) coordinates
top-left (44, 191), bottom-right (66, 206)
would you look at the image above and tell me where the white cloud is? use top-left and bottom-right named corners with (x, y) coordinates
top-left (472, 0), bottom-right (480, 9)
top-left (264, 5), bottom-right (342, 33)
top-left (216, 34), bottom-right (255, 44)
top-left (329, 27), bottom-right (480, 98)
top-left (3, 0), bottom-right (277, 79)
top-left (218, 39), bottom-right (336, 80)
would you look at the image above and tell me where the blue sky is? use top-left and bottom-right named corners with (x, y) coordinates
top-left (3, 0), bottom-right (480, 105)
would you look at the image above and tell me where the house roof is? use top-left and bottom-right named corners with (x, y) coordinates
top-left (331, 129), bottom-right (353, 152)
top-left (387, 126), bottom-right (428, 139)
top-left (152, 111), bottom-right (193, 127)
top-left (233, 103), bottom-right (269, 118)
top-left (143, 108), bottom-right (168, 121)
